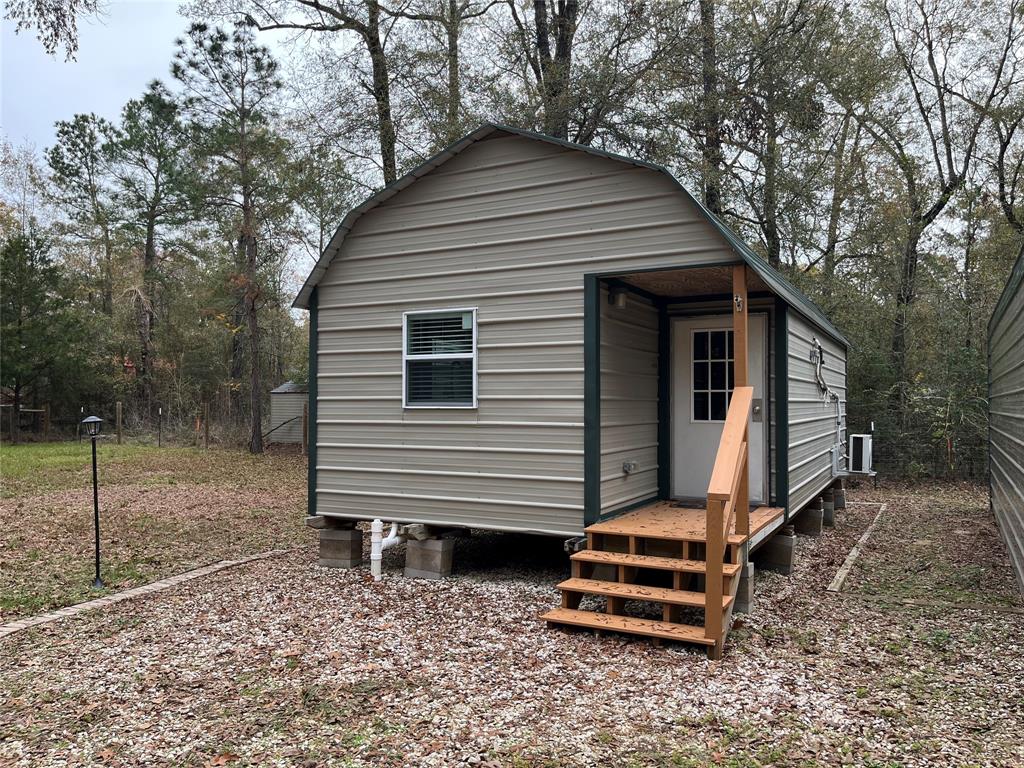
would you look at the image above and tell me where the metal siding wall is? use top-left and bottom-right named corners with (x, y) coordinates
top-left (989, 263), bottom-right (1024, 593)
top-left (600, 287), bottom-right (659, 514)
top-left (269, 393), bottom-right (305, 443)
top-left (315, 134), bottom-right (738, 536)
top-left (787, 312), bottom-right (848, 512)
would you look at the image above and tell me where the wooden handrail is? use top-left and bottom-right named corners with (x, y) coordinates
top-left (707, 387), bottom-right (753, 501)
top-left (704, 386), bottom-right (754, 655)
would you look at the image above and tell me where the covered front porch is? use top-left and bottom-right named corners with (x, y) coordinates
top-left (545, 262), bottom-right (791, 656)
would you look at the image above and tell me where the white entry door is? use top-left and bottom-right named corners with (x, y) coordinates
top-left (671, 314), bottom-right (767, 503)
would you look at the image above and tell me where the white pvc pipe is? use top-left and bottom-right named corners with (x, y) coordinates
top-left (370, 520), bottom-right (403, 581)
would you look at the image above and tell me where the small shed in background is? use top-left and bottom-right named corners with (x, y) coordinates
top-left (268, 381), bottom-right (307, 444)
top-left (989, 247), bottom-right (1024, 595)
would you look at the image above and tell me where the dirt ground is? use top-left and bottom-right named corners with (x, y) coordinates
top-left (1, 462), bottom-right (1021, 767)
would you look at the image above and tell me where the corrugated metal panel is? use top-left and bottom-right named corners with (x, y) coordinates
top-left (600, 287), bottom-right (659, 514)
top-left (269, 392), bottom-right (305, 444)
top-left (294, 124), bottom-right (849, 349)
top-left (989, 249), bottom-right (1024, 594)
top-left (314, 134), bottom-right (738, 535)
top-left (787, 312), bottom-right (847, 512)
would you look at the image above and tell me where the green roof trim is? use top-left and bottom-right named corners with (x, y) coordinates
top-left (293, 123), bottom-right (848, 347)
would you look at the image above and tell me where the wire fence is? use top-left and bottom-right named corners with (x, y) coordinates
top-left (2, 399), bottom-right (308, 453)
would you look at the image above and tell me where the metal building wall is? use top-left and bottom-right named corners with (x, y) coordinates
top-left (787, 313), bottom-right (848, 512)
top-left (314, 132), bottom-right (739, 535)
top-left (989, 252), bottom-right (1024, 593)
top-left (600, 287), bottom-right (660, 515)
top-left (269, 393), bottom-right (305, 444)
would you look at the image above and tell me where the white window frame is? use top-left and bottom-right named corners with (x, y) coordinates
top-left (402, 307), bottom-right (478, 409)
top-left (690, 327), bottom-right (734, 424)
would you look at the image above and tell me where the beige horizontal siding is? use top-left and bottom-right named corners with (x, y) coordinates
top-left (315, 132), bottom-right (737, 534)
top-left (269, 393), bottom-right (305, 444)
top-left (787, 313), bottom-right (847, 512)
top-left (600, 287), bottom-right (660, 515)
top-left (989, 259), bottom-right (1024, 593)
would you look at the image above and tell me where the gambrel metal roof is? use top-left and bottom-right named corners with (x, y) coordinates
top-left (294, 123), bottom-right (848, 347)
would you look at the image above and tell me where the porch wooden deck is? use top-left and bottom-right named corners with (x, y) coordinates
top-left (585, 501), bottom-right (784, 547)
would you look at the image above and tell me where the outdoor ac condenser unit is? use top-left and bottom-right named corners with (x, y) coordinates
top-left (848, 434), bottom-right (873, 475)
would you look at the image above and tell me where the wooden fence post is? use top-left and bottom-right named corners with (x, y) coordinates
top-left (43, 404), bottom-right (50, 442)
top-left (302, 401), bottom-right (308, 456)
top-left (203, 402), bottom-right (210, 449)
top-left (116, 401), bottom-right (123, 445)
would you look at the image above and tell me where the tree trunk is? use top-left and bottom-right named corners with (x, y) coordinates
top-left (699, 0), bottom-right (723, 215)
top-left (242, 189), bottom-right (263, 455)
top-left (445, 0), bottom-right (461, 144)
top-left (100, 223), bottom-right (114, 316)
top-left (821, 114), bottom-right (852, 300)
top-left (365, 1), bottom-right (397, 183)
top-left (534, 0), bottom-right (577, 140)
top-left (762, 99), bottom-right (781, 267)
top-left (136, 214), bottom-right (158, 417)
top-left (890, 227), bottom-right (921, 423)
top-left (11, 383), bottom-right (21, 445)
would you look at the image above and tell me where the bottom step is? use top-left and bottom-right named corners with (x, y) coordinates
top-left (541, 608), bottom-right (715, 646)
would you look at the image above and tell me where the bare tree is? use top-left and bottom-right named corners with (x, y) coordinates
top-left (247, 1), bottom-right (401, 183)
top-left (386, 0), bottom-right (501, 145)
top-left (837, 0), bottom-right (1018, 414)
top-left (3, 0), bottom-right (101, 58)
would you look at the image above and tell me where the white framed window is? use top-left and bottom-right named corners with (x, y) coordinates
top-left (402, 307), bottom-right (478, 408)
top-left (691, 328), bottom-right (734, 422)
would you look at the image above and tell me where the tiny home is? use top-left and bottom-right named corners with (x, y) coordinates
top-left (296, 125), bottom-right (848, 656)
top-left (989, 248), bottom-right (1024, 594)
top-left (268, 381), bottom-right (307, 445)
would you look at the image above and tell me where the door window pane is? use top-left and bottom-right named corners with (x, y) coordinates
top-left (693, 361), bottom-right (709, 390)
top-left (710, 391), bottom-right (727, 421)
top-left (694, 331), bottom-right (709, 361)
top-left (692, 328), bottom-right (735, 422)
top-left (710, 330), bottom-right (727, 359)
top-left (693, 391), bottom-right (709, 421)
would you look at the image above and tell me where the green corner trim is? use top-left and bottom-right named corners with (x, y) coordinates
top-left (584, 275), bottom-right (601, 526)
top-left (774, 297), bottom-right (789, 519)
top-left (657, 301), bottom-right (671, 499)
top-left (307, 287), bottom-right (318, 517)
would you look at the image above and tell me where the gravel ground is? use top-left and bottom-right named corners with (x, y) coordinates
top-left (1, 484), bottom-right (1021, 767)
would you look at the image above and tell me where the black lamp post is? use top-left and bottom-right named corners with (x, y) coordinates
top-left (82, 415), bottom-right (104, 589)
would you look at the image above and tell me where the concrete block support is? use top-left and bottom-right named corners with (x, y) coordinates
top-left (756, 527), bottom-right (796, 575)
top-left (319, 527), bottom-right (363, 569)
top-left (822, 489), bottom-right (836, 527)
top-left (734, 561), bottom-right (755, 613)
top-left (405, 538), bottom-right (454, 580)
top-left (833, 479), bottom-right (847, 510)
top-left (794, 498), bottom-right (824, 536)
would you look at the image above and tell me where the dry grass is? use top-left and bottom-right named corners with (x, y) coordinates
top-left (0, 442), bottom-right (311, 619)
top-left (1, 472), bottom-right (1021, 767)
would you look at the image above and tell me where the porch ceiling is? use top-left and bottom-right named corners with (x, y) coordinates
top-left (618, 266), bottom-right (770, 298)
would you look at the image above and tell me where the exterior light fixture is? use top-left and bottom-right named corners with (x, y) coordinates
top-left (608, 285), bottom-right (628, 309)
top-left (81, 415), bottom-right (104, 589)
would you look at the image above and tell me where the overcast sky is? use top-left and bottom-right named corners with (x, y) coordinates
top-left (1, 1), bottom-right (188, 151)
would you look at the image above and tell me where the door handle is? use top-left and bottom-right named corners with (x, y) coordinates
top-left (752, 398), bottom-right (763, 422)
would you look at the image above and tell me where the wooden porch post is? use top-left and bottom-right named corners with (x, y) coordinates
top-left (732, 265), bottom-right (750, 536)
top-left (732, 265), bottom-right (748, 387)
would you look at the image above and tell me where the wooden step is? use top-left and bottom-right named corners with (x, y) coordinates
top-left (570, 549), bottom-right (741, 577)
top-left (557, 578), bottom-right (734, 609)
top-left (541, 607), bottom-right (715, 646)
